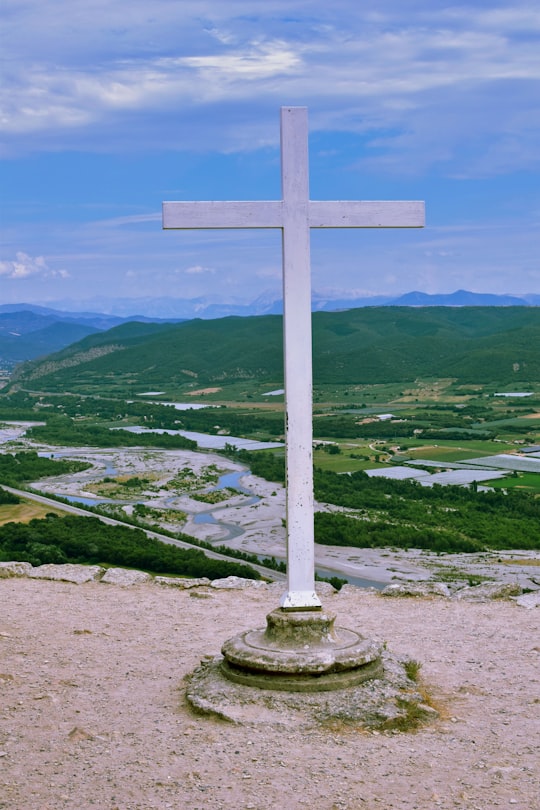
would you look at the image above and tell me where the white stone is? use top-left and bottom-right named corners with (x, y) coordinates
top-left (28, 564), bottom-right (105, 584)
top-left (453, 581), bottom-right (522, 601)
top-left (381, 582), bottom-right (451, 598)
top-left (154, 576), bottom-right (211, 589)
top-left (100, 568), bottom-right (151, 586)
top-left (0, 561), bottom-right (33, 578)
top-left (511, 591), bottom-right (540, 609)
top-left (210, 576), bottom-right (267, 590)
top-left (314, 581), bottom-right (338, 597)
top-left (339, 584), bottom-right (379, 597)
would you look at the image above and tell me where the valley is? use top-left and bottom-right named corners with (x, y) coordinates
top-left (1, 305), bottom-right (539, 591)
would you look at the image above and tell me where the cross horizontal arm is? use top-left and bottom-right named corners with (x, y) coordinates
top-left (162, 200), bottom-right (283, 230)
top-left (309, 200), bottom-right (425, 228)
top-left (163, 200), bottom-right (425, 231)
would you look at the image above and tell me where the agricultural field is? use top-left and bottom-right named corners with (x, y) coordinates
top-left (2, 380), bottom-right (540, 473)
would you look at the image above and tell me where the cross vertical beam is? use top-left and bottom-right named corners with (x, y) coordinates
top-left (279, 108), bottom-right (319, 608)
top-left (162, 106), bottom-right (425, 611)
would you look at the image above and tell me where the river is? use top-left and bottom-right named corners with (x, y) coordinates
top-left (117, 425), bottom-right (283, 451)
top-left (195, 470), bottom-right (386, 590)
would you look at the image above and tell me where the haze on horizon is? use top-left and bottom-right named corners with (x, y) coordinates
top-left (1, 1), bottom-right (539, 311)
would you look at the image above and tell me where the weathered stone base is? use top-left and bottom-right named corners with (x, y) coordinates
top-left (220, 608), bottom-right (383, 692)
top-left (220, 655), bottom-right (384, 692)
top-left (185, 649), bottom-right (439, 731)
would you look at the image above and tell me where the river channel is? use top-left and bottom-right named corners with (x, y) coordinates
top-left (3, 424), bottom-right (385, 589)
top-left (195, 470), bottom-right (385, 589)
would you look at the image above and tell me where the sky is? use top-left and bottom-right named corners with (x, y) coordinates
top-left (1, 0), bottom-right (540, 314)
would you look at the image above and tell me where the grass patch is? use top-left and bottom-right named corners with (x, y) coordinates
top-left (404, 659), bottom-right (422, 682)
top-left (405, 441), bottom-right (504, 462)
top-left (0, 500), bottom-right (66, 525)
top-left (312, 450), bottom-right (375, 473)
top-left (87, 475), bottom-right (160, 498)
top-left (191, 488), bottom-right (241, 504)
top-left (381, 699), bottom-right (429, 732)
top-left (488, 473), bottom-right (540, 493)
top-left (429, 566), bottom-right (493, 585)
top-left (379, 696), bottom-right (438, 733)
top-left (377, 659), bottom-right (443, 733)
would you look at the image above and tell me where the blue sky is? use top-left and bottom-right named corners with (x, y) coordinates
top-left (1, 0), bottom-right (540, 313)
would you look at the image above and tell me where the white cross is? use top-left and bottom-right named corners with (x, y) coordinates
top-left (163, 106), bottom-right (424, 610)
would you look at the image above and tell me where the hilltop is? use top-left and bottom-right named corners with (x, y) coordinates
top-left (1, 575), bottom-right (538, 809)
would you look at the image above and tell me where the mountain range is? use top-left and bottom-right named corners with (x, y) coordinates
top-left (0, 306), bottom-right (184, 369)
top-left (8, 289), bottom-right (539, 321)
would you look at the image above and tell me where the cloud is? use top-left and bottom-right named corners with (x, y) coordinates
top-left (2, 0), bottom-right (539, 175)
top-left (99, 213), bottom-right (162, 228)
top-left (0, 252), bottom-right (69, 280)
top-left (0, 252), bottom-right (47, 278)
top-left (177, 39), bottom-right (301, 81)
top-left (184, 265), bottom-right (215, 275)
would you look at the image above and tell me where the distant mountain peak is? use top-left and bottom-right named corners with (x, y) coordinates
top-left (391, 290), bottom-right (528, 307)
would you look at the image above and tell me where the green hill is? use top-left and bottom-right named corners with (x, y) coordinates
top-left (8, 307), bottom-right (540, 393)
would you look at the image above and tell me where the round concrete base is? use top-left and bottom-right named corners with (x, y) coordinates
top-left (220, 608), bottom-right (383, 692)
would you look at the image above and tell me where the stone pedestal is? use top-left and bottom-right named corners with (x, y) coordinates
top-left (220, 608), bottom-right (383, 692)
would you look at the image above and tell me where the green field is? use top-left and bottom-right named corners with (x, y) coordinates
top-left (404, 441), bottom-right (512, 462)
top-left (488, 472), bottom-right (540, 493)
top-left (312, 447), bottom-right (384, 473)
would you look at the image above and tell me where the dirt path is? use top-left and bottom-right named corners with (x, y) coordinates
top-left (1, 578), bottom-right (538, 810)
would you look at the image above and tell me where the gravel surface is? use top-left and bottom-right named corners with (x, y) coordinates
top-left (1, 578), bottom-right (538, 810)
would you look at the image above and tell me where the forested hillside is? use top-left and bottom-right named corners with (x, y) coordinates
top-left (8, 307), bottom-right (540, 393)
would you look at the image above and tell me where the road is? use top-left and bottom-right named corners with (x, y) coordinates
top-left (2, 485), bottom-right (286, 584)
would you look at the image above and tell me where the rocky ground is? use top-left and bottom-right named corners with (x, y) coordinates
top-left (1, 572), bottom-right (539, 810)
